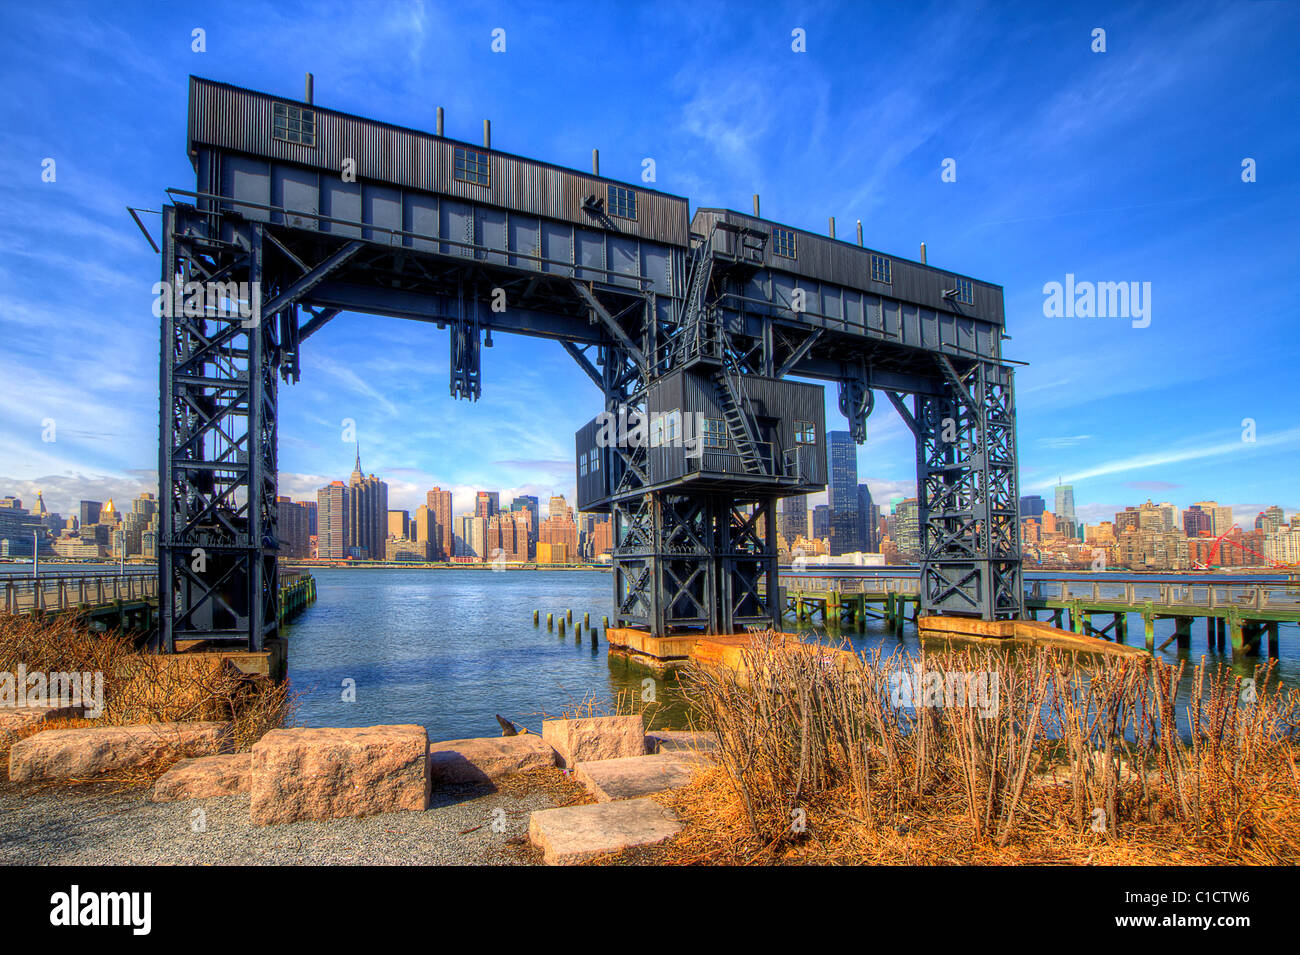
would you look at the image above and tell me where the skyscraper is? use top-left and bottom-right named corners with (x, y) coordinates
top-left (826, 431), bottom-right (860, 554)
top-left (540, 495), bottom-right (579, 562)
top-left (347, 448), bottom-right (388, 559)
top-left (857, 483), bottom-right (878, 552)
top-left (895, 498), bottom-right (921, 561)
top-left (317, 481), bottom-right (348, 559)
top-left (427, 487), bottom-right (454, 560)
top-left (778, 494), bottom-right (809, 543)
top-left (1019, 495), bottom-right (1045, 520)
top-left (1054, 483), bottom-right (1076, 539)
top-left (475, 491), bottom-right (499, 519)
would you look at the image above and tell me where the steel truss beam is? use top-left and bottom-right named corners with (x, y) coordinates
top-left (611, 492), bottom-right (779, 634)
top-left (914, 356), bottom-right (1024, 619)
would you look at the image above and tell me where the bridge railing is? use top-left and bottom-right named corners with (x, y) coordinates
top-left (2, 571), bottom-right (158, 614)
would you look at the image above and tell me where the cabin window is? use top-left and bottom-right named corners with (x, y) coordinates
top-left (955, 278), bottom-right (974, 305)
top-left (871, 254), bottom-right (891, 284)
top-left (702, 418), bottom-right (727, 448)
top-left (589, 448), bottom-right (600, 472)
top-left (650, 415), bottom-right (665, 448)
top-left (454, 147), bottom-right (490, 186)
top-left (795, 420), bottom-right (816, 444)
top-left (772, 227), bottom-right (797, 259)
top-left (272, 102), bottom-right (316, 146)
top-left (579, 455), bottom-right (588, 477)
top-left (608, 185), bottom-right (637, 220)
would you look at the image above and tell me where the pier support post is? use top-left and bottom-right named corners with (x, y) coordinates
top-left (1143, 612), bottom-right (1155, 651)
top-left (1267, 621), bottom-right (1278, 658)
top-left (1206, 615), bottom-right (1215, 648)
top-left (1174, 616), bottom-right (1192, 649)
top-left (1116, 612), bottom-right (1128, 643)
top-left (1228, 614), bottom-right (1244, 660)
top-left (1216, 616), bottom-right (1226, 650)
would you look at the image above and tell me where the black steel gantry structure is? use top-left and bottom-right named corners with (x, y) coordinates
top-left (157, 77), bottom-right (1023, 652)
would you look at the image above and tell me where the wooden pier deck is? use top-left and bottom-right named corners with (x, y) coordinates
top-left (780, 575), bottom-right (1300, 660)
top-left (2, 568), bottom-right (317, 634)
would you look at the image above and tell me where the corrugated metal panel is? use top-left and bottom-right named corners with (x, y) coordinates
top-left (189, 77), bottom-right (690, 247)
top-left (694, 207), bottom-right (1004, 327)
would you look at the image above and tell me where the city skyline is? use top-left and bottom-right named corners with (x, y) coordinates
top-left (2, 4), bottom-right (1296, 534)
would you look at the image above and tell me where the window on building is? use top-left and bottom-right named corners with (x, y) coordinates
top-left (650, 415), bottom-right (665, 448)
top-left (795, 420), bottom-right (816, 444)
top-left (702, 418), bottom-right (727, 448)
top-left (589, 448), bottom-right (600, 472)
top-left (871, 254), bottom-right (891, 284)
top-left (955, 277), bottom-right (974, 305)
top-left (664, 411), bottom-right (680, 446)
top-left (607, 184), bottom-right (637, 220)
top-left (772, 227), bottom-right (797, 259)
top-left (272, 102), bottom-right (316, 146)
top-left (454, 146), bottom-right (490, 186)
top-left (579, 455), bottom-right (588, 477)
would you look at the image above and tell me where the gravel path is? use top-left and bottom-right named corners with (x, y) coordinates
top-left (0, 779), bottom-right (559, 865)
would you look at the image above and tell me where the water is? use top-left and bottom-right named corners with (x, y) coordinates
top-left (13, 562), bottom-right (1298, 739)
top-left (284, 566), bottom-right (1300, 741)
top-left (285, 567), bottom-right (695, 740)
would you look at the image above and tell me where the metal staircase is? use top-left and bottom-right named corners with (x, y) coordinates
top-left (713, 362), bottom-right (765, 474)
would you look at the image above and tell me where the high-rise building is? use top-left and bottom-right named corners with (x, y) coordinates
top-left (1019, 495), bottom-right (1045, 520)
top-left (826, 431), bottom-right (860, 555)
top-left (811, 504), bottom-right (830, 540)
top-left (540, 494), bottom-right (579, 562)
top-left (511, 495), bottom-right (539, 558)
top-left (857, 484), bottom-right (878, 553)
top-left (1192, 501), bottom-right (1233, 537)
top-left (80, 500), bottom-right (102, 528)
top-left (346, 448), bottom-right (388, 559)
top-left (778, 494), bottom-right (808, 544)
top-left (591, 518), bottom-right (613, 558)
top-left (1183, 505), bottom-right (1213, 538)
top-left (895, 498), bottom-right (921, 561)
top-left (475, 491), bottom-right (499, 519)
top-left (277, 496), bottom-right (313, 558)
top-left (317, 481), bottom-right (349, 559)
top-left (427, 487), bottom-right (454, 560)
top-left (1257, 505), bottom-right (1285, 535)
top-left (1054, 483), bottom-right (1076, 538)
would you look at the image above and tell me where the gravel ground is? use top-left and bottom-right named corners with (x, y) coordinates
top-left (0, 778), bottom-right (562, 865)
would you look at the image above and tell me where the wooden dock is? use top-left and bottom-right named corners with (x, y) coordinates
top-left (779, 575), bottom-right (1300, 660)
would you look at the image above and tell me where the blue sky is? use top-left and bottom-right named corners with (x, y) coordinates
top-left (1, 1), bottom-right (1296, 527)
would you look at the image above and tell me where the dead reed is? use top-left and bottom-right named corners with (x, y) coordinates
top-left (670, 630), bottom-right (1300, 865)
top-left (0, 612), bottom-right (294, 775)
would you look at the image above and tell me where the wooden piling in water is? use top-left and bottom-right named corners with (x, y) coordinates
top-left (547, 612), bottom-right (553, 630)
top-left (583, 612), bottom-right (589, 627)
top-left (533, 609), bottom-right (539, 625)
top-left (558, 618), bottom-right (566, 636)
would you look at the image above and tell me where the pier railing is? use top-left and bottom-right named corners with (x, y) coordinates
top-left (2, 571), bottom-right (157, 614)
top-left (1026, 579), bottom-right (1300, 611)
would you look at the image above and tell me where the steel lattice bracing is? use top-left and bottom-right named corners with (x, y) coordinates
top-left (159, 207), bottom-right (282, 650)
top-left (611, 493), bottom-right (779, 634)
top-left (908, 358), bottom-right (1024, 619)
top-left (157, 77), bottom-right (1027, 650)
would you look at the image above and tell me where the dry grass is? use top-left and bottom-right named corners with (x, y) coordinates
top-left (0, 613), bottom-right (294, 782)
top-left (607, 631), bottom-right (1300, 866)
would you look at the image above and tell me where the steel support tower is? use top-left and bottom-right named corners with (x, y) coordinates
top-left (156, 77), bottom-right (1023, 652)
